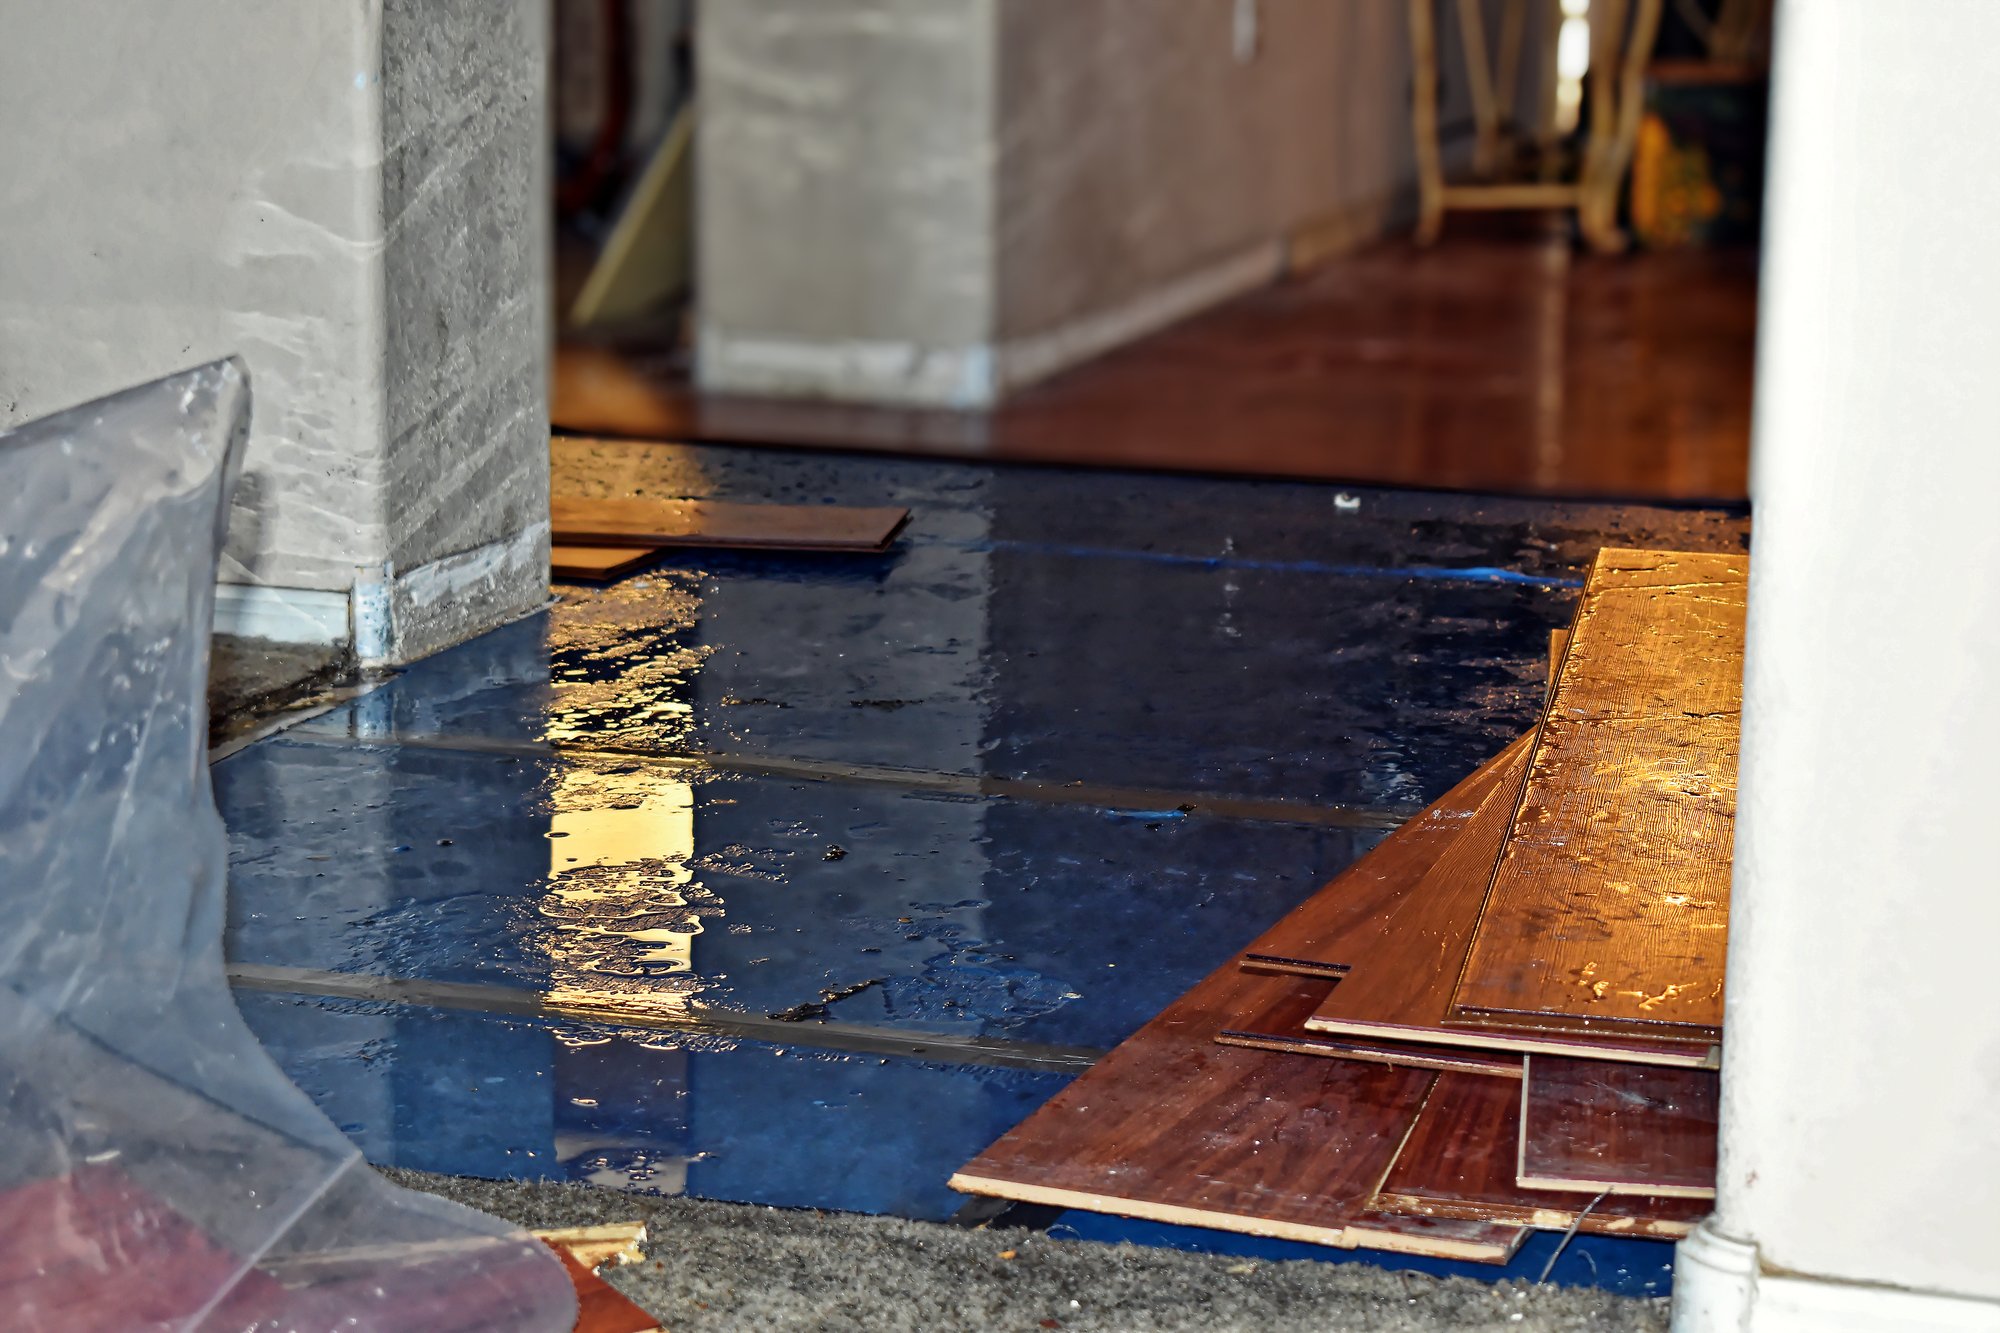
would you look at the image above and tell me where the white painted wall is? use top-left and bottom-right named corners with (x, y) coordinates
top-left (1678, 0), bottom-right (2000, 1325)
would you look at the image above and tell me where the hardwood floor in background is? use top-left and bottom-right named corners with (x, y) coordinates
top-left (554, 229), bottom-right (1755, 503)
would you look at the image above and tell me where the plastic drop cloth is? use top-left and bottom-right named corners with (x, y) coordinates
top-left (0, 361), bottom-right (576, 1331)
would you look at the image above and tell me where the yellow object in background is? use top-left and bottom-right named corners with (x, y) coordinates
top-left (1631, 112), bottom-right (1725, 249)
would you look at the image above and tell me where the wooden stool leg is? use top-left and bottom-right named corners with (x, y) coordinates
top-left (1580, 0), bottom-right (1664, 253)
top-left (1410, 0), bottom-right (1446, 244)
top-left (1457, 0), bottom-right (1501, 177)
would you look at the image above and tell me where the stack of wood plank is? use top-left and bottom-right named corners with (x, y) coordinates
top-left (951, 548), bottom-right (1745, 1262)
top-left (549, 490), bottom-right (910, 582)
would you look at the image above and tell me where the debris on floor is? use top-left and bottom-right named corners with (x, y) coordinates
top-left (954, 548), bottom-right (1740, 1260)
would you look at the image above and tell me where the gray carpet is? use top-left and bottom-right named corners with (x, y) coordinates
top-left (384, 1169), bottom-right (1670, 1332)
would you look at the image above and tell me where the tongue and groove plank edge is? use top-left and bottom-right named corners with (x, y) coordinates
top-left (551, 495), bottom-right (910, 552)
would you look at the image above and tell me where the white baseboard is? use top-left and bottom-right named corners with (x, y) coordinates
top-left (697, 328), bottom-right (999, 409)
top-left (212, 523), bottom-right (551, 664)
top-left (212, 583), bottom-right (350, 646)
top-left (695, 237), bottom-right (1290, 409)
top-left (994, 239), bottom-right (1285, 392)
top-left (1675, 1222), bottom-right (2000, 1332)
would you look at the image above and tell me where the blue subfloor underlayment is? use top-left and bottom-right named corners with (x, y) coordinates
top-left (217, 443), bottom-right (1748, 1299)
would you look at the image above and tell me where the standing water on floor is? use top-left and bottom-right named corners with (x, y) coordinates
top-left (219, 439), bottom-right (1746, 1296)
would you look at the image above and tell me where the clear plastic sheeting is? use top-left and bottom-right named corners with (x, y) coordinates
top-left (0, 361), bottom-right (576, 1332)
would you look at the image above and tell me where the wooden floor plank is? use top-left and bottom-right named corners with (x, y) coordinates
top-left (950, 749), bottom-right (1537, 1259)
top-left (1517, 1055), bottom-right (1719, 1199)
top-left (551, 545), bottom-right (662, 582)
top-left (550, 229), bottom-right (1754, 505)
top-left (1450, 548), bottom-right (1745, 1038)
top-left (1216, 976), bottom-right (1523, 1079)
top-left (948, 965), bottom-right (1512, 1254)
top-left (551, 493), bottom-right (910, 552)
top-left (1256, 733), bottom-right (1715, 1068)
top-left (1374, 1072), bottom-right (1710, 1237)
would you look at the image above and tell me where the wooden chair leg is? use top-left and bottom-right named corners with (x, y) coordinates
top-left (1410, 0), bottom-right (1447, 244)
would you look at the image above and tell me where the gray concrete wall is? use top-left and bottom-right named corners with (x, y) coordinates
top-left (994, 0), bottom-right (1413, 346)
top-left (381, 0), bottom-right (552, 657)
top-left (695, 0), bottom-right (1432, 406)
top-left (0, 0), bottom-right (551, 664)
top-left (696, 0), bottom-right (1001, 407)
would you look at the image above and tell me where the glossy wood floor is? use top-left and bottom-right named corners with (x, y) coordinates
top-left (554, 224), bottom-right (1756, 504)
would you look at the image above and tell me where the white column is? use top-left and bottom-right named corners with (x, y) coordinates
top-left (1676, 2), bottom-right (2000, 1328)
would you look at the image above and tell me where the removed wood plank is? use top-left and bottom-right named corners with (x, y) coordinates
top-left (949, 962), bottom-right (1522, 1259)
top-left (551, 495), bottom-right (910, 553)
top-left (1375, 1072), bottom-right (1709, 1237)
top-left (950, 750), bottom-right (1537, 1259)
top-left (1451, 547), bottom-right (1746, 1039)
top-left (551, 545), bottom-right (662, 583)
top-left (1518, 1055), bottom-right (1719, 1198)
top-left (1250, 733), bottom-right (1714, 1067)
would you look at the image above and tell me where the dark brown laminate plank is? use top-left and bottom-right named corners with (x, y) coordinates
top-left (1217, 979), bottom-right (1522, 1079)
top-left (550, 545), bottom-right (662, 582)
top-left (1450, 548), bottom-right (1745, 1037)
top-left (948, 969), bottom-right (1523, 1258)
top-left (550, 493), bottom-right (910, 552)
top-left (1375, 1072), bottom-right (1710, 1237)
top-left (949, 747), bottom-right (1538, 1259)
top-left (1517, 1055), bottom-right (1719, 1198)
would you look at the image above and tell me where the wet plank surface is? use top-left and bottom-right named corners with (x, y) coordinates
top-left (1259, 734), bottom-right (1714, 1067)
top-left (1375, 1073), bottom-right (1710, 1237)
top-left (551, 493), bottom-right (910, 552)
top-left (1518, 1056), bottom-right (1720, 1199)
top-left (1451, 548), bottom-right (1746, 1037)
top-left (552, 232), bottom-right (1755, 504)
top-left (550, 545), bottom-right (662, 582)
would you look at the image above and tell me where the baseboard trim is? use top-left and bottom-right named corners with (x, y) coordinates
top-left (213, 523), bottom-right (551, 665)
top-left (697, 328), bottom-right (998, 409)
top-left (213, 583), bottom-right (350, 646)
top-left (1675, 1221), bottom-right (2000, 1331)
top-left (994, 239), bottom-right (1285, 393)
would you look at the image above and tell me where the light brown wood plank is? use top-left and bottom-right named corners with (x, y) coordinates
top-left (1451, 547), bottom-right (1745, 1037)
top-left (1517, 1055), bottom-right (1719, 1198)
top-left (551, 545), bottom-right (662, 582)
top-left (1374, 1072), bottom-right (1709, 1237)
top-left (1275, 734), bottom-right (1715, 1067)
top-left (551, 494), bottom-right (910, 552)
